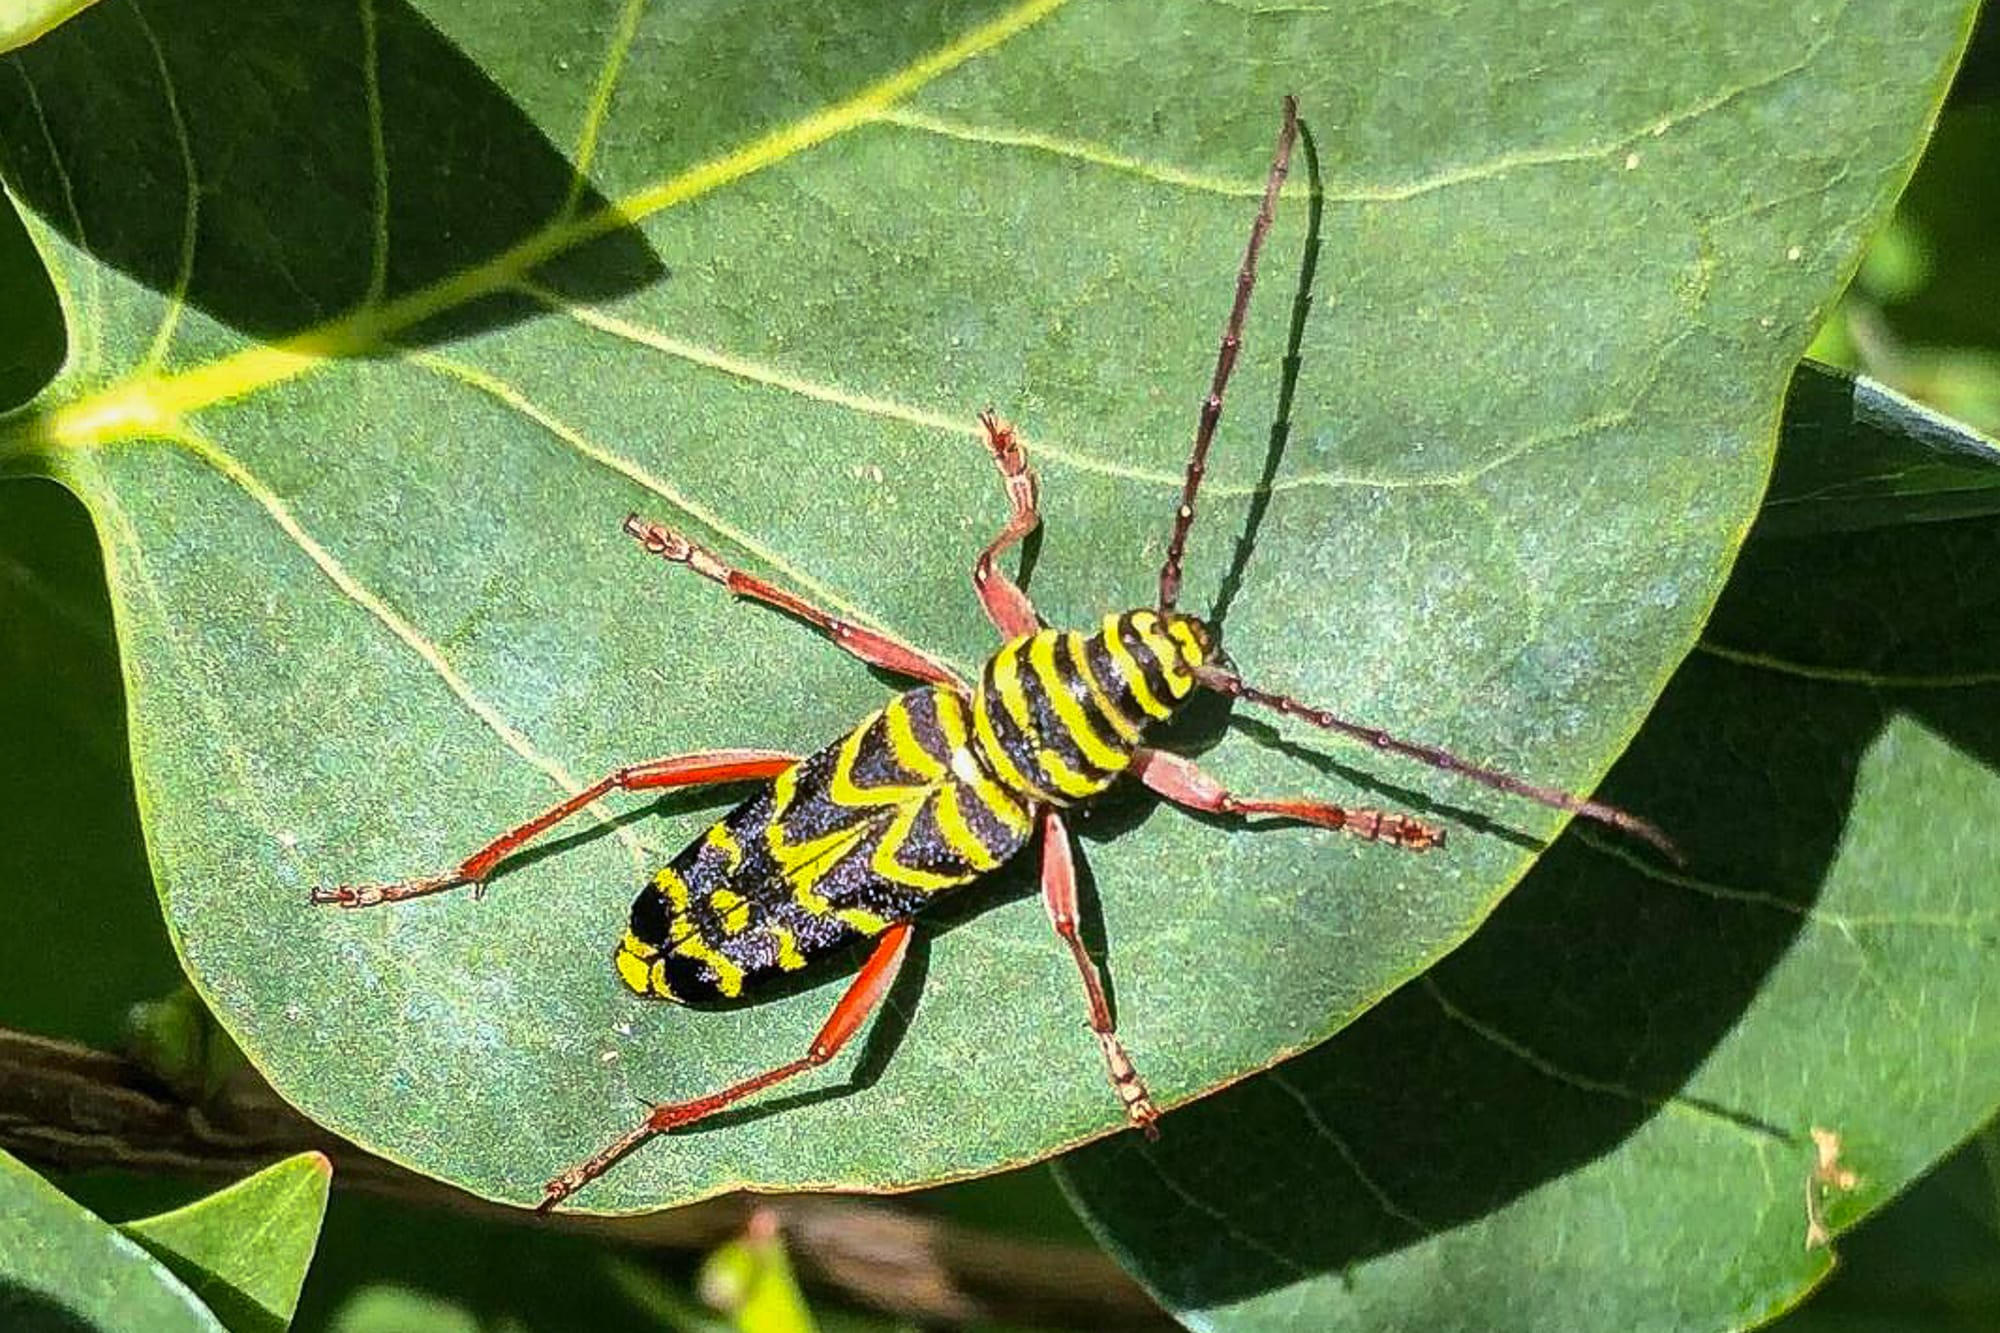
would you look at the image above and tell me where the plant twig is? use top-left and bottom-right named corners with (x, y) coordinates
top-left (0, 1027), bottom-right (1171, 1330)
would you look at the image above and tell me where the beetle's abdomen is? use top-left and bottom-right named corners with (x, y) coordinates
top-left (616, 686), bottom-right (1035, 1003)
top-left (970, 611), bottom-right (1210, 805)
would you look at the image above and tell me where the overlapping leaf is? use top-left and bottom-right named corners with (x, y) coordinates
top-left (1060, 366), bottom-right (2000, 1331)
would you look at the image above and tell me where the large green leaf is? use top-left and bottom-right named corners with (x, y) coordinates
top-left (0, 1148), bottom-right (223, 1332)
top-left (1060, 440), bottom-right (2000, 1329)
top-left (0, 0), bottom-right (1969, 1211)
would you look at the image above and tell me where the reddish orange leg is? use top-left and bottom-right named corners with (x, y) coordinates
top-left (1041, 809), bottom-right (1159, 1137)
top-left (972, 411), bottom-right (1043, 638)
top-left (309, 750), bottom-right (798, 908)
top-left (538, 922), bottom-right (915, 1213)
top-left (624, 515), bottom-right (963, 687)
top-left (1130, 746), bottom-right (1445, 851)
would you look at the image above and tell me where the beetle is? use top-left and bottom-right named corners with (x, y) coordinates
top-left (313, 97), bottom-right (1674, 1211)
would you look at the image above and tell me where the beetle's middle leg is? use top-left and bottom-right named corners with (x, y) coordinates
top-left (1041, 808), bottom-right (1159, 1136)
top-left (972, 410), bottom-right (1043, 638)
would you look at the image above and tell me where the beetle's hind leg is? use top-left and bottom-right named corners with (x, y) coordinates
top-left (539, 921), bottom-right (915, 1212)
top-left (1041, 809), bottom-right (1159, 1136)
top-left (310, 749), bottom-right (799, 907)
top-left (972, 411), bottom-right (1044, 639)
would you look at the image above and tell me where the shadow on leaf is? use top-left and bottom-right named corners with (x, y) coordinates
top-left (0, 0), bottom-right (668, 347)
top-left (1063, 462), bottom-right (2000, 1310)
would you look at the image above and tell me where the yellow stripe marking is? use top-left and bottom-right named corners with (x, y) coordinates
top-left (992, 639), bottom-right (1038, 736)
top-left (704, 821), bottom-right (744, 871)
top-left (615, 946), bottom-right (654, 995)
top-left (769, 924), bottom-right (808, 971)
top-left (933, 691), bottom-right (1030, 834)
top-left (829, 710), bottom-right (925, 806)
top-left (972, 689), bottom-right (1057, 803)
top-left (651, 866), bottom-right (691, 911)
top-left (1136, 618), bottom-right (1193, 694)
top-left (616, 930), bottom-right (663, 996)
top-left (771, 818), bottom-right (872, 906)
top-left (836, 907), bottom-right (891, 936)
top-left (766, 758), bottom-right (880, 910)
top-left (670, 932), bottom-right (747, 997)
top-left (1028, 631), bottom-right (1126, 770)
top-left (1036, 746), bottom-right (1106, 800)
top-left (1070, 631), bottom-right (1141, 741)
top-left (1103, 613), bottom-right (1171, 719)
top-left (1166, 618), bottom-right (1207, 671)
top-left (931, 784), bottom-right (1003, 871)
top-left (871, 799), bottom-right (981, 892)
top-left (709, 887), bottom-right (752, 934)
top-left (24, 0), bottom-right (1075, 452)
top-left (792, 878), bottom-right (834, 917)
top-left (884, 696), bottom-right (947, 783)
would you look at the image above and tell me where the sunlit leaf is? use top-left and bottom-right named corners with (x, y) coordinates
top-left (0, 1148), bottom-right (222, 1331)
top-left (0, 0), bottom-right (1970, 1210)
top-left (121, 1152), bottom-right (332, 1333)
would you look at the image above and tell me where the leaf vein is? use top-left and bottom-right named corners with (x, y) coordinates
top-left (562, 0), bottom-right (650, 217)
top-left (8, 60), bottom-right (99, 380)
top-left (129, 0), bottom-right (198, 375)
top-left (410, 349), bottom-right (966, 674)
top-left (165, 425), bottom-right (644, 858)
top-left (869, 106), bottom-right (1275, 198)
top-left (1697, 640), bottom-right (2000, 690)
top-left (360, 0), bottom-right (389, 306)
top-left (1125, 1142), bottom-right (1313, 1278)
top-left (1420, 977), bottom-right (1787, 1146)
top-left (32, 0), bottom-right (1078, 445)
top-left (1267, 1069), bottom-right (1429, 1232)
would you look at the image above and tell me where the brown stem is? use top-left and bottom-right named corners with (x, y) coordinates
top-left (0, 1027), bottom-right (1171, 1330)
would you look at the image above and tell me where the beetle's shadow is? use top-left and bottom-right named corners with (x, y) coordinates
top-left (1207, 119), bottom-right (1324, 636)
top-left (486, 782), bottom-right (762, 888)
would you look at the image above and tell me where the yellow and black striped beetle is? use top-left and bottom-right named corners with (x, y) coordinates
top-left (314, 97), bottom-right (1675, 1211)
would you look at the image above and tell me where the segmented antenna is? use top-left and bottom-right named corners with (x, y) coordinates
top-left (1195, 666), bottom-right (1685, 864)
top-left (1159, 96), bottom-right (1299, 611)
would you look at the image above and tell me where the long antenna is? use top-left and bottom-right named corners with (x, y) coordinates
top-left (1196, 666), bottom-right (1684, 863)
top-left (1159, 95), bottom-right (1299, 611)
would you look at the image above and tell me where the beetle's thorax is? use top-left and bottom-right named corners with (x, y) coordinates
top-left (968, 610), bottom-right (1216, 806)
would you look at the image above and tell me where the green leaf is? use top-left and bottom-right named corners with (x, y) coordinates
top-left (0, 1147), bottom-right (223, 1331)
top-left (0, 0), bottom-right (1972, 1211)
top-left (0, 0), bottom-right (100, 57)
top-left (1059, 484), bottom-right (2000, 1329)
top-left (119, 1153), bottom-right (332, 1333)
top-left (1775, 1123), bottom-right (2000, 1331)
top-left (0, 180), bottom-right (64, 410)
top-left (696, 1221), bottom-right (820, 1333)
top-left (1762, 361), bottom-right (2000, 535)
